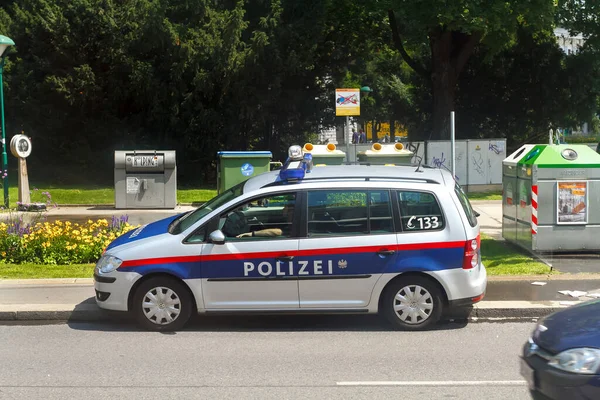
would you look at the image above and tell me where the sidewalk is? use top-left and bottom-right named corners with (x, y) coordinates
top-left (2, 200), bottom-right (600, 324)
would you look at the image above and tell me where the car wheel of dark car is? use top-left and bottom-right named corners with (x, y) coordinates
top-left (133, 277), bottom-right (193, 332)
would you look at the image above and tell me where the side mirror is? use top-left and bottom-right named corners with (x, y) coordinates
top-left (208, 230), bottom-right (226, 245)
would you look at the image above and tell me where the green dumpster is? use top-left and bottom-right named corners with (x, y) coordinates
top-left (502, 144), bottom-right (600, 252)
top-left (357, 143), bottom-right (413, 165)
top-left (302, 143), bottom-right (346, 165)
top-left (216, 151), bottom-right (272, 194)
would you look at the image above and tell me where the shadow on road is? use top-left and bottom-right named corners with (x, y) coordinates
top-left (65, 302), bottom-right (471, 333)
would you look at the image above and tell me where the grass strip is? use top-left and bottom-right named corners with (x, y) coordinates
top-left (481, 234), bottom-right (555, 275)
top-left (0, 263), bottom-right (95, 279)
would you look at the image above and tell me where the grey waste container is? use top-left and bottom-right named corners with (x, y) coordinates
top-left (114, 150), bottom-right (177, 209)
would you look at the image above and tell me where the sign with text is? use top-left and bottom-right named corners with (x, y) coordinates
top-left (335, 88), bottom-right (360, 116)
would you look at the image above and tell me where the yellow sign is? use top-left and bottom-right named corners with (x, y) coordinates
top-left (335, 89), bottom-right (360, 116)
top-left (366, 121), bottom-right (408, 139)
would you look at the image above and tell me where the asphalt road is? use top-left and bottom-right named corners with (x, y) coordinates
top-left (0, 319), bottom-right (536, 399)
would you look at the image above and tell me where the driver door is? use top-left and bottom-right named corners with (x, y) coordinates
top-left (201, 192), bottom-right (300, 309)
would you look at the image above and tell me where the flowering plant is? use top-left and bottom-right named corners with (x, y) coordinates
top-left (0, 215), bottom-right (138, 265)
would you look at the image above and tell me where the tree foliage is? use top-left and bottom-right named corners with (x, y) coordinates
top-left (384, 0), bottom-right (556, 140)
top-left (0, 0), bottom-right (598, 187)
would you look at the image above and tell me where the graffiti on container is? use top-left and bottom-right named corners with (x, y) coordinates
top-left (489, 143), bottom-right (501, 155)
top-left (406, 142), bottom-right (421, 164)
top-left (432, 152), bottom-right (447, 169)
top-left (472, 153), bottom-right (485, 176)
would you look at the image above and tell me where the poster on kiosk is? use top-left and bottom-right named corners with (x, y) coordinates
top-left (557, 181), bottom-right (588, 224)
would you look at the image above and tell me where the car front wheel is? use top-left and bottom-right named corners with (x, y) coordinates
top-left (132, 277), bottom-right (193, 331)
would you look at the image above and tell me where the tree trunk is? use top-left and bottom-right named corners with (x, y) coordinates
top-left (388, 10), bottom-right (481, 142)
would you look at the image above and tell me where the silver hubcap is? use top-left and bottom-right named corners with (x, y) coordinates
top-left (142, 286), bottom-right (181, 325)
top-left (393, 285), bottom-right (434, 325)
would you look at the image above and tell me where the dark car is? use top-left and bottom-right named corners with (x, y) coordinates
top-left (521, 299), bottom-right (600, 399)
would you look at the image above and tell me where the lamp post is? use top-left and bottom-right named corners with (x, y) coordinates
top-left (359, 86), bottom-right (372, 144)
top-left (0, 35), bottom-right (14, 208)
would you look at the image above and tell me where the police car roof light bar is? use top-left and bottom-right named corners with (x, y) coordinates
top-left (279, 146), bottom-right (314, 181)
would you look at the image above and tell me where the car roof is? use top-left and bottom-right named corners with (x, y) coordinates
top-left (243, 164), bottom-right (451, 194)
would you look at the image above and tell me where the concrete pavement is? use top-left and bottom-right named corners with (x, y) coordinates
top-left (2, 199), bottom-right (600, 324)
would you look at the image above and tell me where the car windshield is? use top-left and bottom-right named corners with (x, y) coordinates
top-left (170, 181), bottom-right (246, 234)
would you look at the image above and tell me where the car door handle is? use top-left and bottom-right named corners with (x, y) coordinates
top-left (377, 249), bottom-right (396, 256)
top-left (277, 255), bottom-right (294, 262)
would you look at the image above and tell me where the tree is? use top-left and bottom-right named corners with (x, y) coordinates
top-left (384, 0), bottom-right (555, 140)
top-left (455, 26), bottom-right (600, 148)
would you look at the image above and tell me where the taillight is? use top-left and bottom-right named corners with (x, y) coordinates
top-left (463, 234), bottom-right (480, 270)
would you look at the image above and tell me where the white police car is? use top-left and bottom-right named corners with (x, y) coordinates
top-left (94, 145), bottom-right (487, 331)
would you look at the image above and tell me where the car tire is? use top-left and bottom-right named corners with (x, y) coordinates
top-left (132, 277), bottom-right (194, 332)
top-left (381, 276), bottom-right (443, 331)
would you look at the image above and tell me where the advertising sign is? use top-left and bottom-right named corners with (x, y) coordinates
top-left (335, 88), bottom-right (360, 116)
top-left (557, 181), bottom-right (588, 224)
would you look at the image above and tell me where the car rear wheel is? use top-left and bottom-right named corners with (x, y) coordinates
top-left (381, 276), bottom-right (443, 331)
top-left (132, 277), bottom-right (193, 332)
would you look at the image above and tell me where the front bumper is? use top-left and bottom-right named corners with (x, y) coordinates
top-left (94, 269), bottom-right (142, 312)
top-left (521, 343), bottom-right (600, 400)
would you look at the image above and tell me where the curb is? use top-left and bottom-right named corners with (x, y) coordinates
top-left (0, 301), bottom-right (578, 323)
top-left (0, 304), bottom-right (112, 322)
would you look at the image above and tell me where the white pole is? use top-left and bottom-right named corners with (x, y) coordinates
top-left (346, 116), bottom-right (350, 164)
top-left (450, 111), bottom-right (456, 179)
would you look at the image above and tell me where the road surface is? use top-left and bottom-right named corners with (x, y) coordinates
top-left (0, 317), bottom-right (535, 399)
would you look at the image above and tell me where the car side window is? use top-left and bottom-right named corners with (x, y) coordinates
top-left (218, 193), bottom-right (297, 241)
top-left (307, 190), bottom-right (393, 237)
top-left (185, 227), bottom-right (207, 243)
top-left (397, 191), bottom-right (445, 232)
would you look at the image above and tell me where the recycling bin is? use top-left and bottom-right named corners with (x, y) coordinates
top-left (502, 144), bottom-right (600, 252)
top-left (302, 143), bottom-right (346, 165)
top-left (217, 151), bottom-right (272, 194)
top-left (114, 150), bottom-right (177, 209)
top-left (357, 143), bottom-right (414, 165)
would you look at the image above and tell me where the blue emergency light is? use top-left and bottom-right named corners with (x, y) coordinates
top-left (278, 145), bottom-right (313, 181)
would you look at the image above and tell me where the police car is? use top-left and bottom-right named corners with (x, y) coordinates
top-left (94, 145), bottom-right (487, 331)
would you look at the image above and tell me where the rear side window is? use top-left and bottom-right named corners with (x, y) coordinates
top-left (307, 190), bottom-right (394, 237)
top-left (454, 183), bottom-right (477, 227)
top-left (397, 191), bottom-right (445, 232)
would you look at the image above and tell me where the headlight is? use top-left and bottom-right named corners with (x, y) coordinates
top-left (96, 255), bottom-right (123, 274)
top-left (548, 348), bottom-right (600, 374)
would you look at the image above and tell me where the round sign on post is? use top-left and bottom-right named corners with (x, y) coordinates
top-left (9, 134), bottom-right (41, 211)
top-left (10, 134), bottom-right (32, 158)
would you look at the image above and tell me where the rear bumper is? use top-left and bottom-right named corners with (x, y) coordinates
top-left (428, 262), bottom-right (487, 304)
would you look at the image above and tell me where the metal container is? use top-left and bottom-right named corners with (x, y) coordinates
top-left (502, 144), bottom-right (600, 252)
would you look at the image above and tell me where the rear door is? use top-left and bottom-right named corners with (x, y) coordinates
top-left (297, 189), bottom-right (398, 308)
